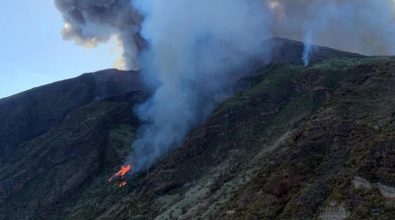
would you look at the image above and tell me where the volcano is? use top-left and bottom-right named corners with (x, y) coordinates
top-left (0, 39), bottom-right (394, 219)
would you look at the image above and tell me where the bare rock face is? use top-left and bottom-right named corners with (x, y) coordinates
top-left (319, 202), bottom-right (351, 220)
top-left (354, 176), bottom-right (395, 200)
top-left (353, 176), bottom-right (373, 190)
top-left (377, 183), bottom-right (395, 200)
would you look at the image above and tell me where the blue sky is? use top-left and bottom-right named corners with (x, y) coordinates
top-left (0, 1), bottom-right (120, 98)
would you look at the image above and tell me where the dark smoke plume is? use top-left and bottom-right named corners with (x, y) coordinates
top-left (55, 0), bottom-right (143, 70)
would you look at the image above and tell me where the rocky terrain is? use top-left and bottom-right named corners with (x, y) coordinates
top-left (0, 39), bottom-right (394, 220)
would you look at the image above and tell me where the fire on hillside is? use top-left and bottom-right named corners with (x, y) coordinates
top-left (109, 164), bottom-right (132, 187)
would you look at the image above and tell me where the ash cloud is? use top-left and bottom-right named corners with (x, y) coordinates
top-left (55, 0), bottom-right (395, 70)
top-left (129, 0), bottom-right (272, 172)
top-left (54, 0), bottom-right (143, 70)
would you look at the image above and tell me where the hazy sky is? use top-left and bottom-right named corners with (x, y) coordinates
top-left (0, 1), bottom-right (121, 98)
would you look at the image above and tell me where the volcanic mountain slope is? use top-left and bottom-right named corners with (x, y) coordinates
top-left (0, 69), bottom-right (143, 159)
top-left (0, 40), bottom-right (394, 220)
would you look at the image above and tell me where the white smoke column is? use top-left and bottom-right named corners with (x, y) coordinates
top-left (55, 0), bottom-right (143, 70)
top-left (129, 0), bottom-right (272, 172)
top-left (302, 27), bottom-right (313, 66)
top-left (300, 1), bottom-right (336, 66)
top-left (271, 0), bottom-right (395, 55)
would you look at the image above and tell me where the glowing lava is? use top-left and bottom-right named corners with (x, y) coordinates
top-left (108, 164), bottom-right (132, 187)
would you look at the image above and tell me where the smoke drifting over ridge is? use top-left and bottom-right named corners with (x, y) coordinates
top-left (270, 0), bottom-right (395, 57)
top-left (54, 0), bottom-right (395, 70)
top-left (55, 0), bottom-right (395, 69)
top-left (130, 0), bottom-right (272, 172)
top-left (54, 0), bottom-right (142, 70)
top-left (55, 0), bottom-right (395, 173)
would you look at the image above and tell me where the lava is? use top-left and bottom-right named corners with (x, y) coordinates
top-left (109, 164), bottom-right (132, 187)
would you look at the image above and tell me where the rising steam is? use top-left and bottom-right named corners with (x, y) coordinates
top-left (302, 27), bottom-right (313, 66)
top-left (55, 0), bottom-right (395, 175)
top-left (270, 0), bottom-right (395, 57)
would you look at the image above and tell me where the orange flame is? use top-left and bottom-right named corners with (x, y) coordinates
top-left (108, 164), bottom-right (132, 187)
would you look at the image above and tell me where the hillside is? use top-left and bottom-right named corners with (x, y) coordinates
top-left (0, 69), bottom-right (143, 159)
top-left (0, 40), bottom-right (394, 219)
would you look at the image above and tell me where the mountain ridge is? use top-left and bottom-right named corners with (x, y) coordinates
top-left (0, 69), bottom-right (142, 159)
top-left (1, 39), bottom-right (394, 220)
